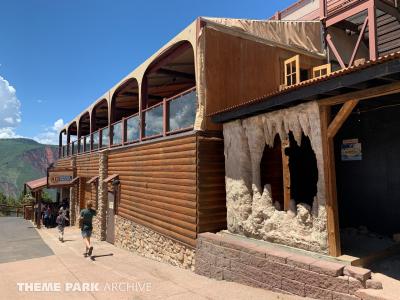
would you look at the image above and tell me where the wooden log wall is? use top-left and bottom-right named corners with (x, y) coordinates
top-left (54, 158), bottom-right (72, 168)
top-left (197, 133), bottom-right (227, 233)
top-left (75, 153), bottom-right (99, 211)
top-left (108, 134), bottom-right (198, 247)
top-left (76, 153), bottom-right (99, 178)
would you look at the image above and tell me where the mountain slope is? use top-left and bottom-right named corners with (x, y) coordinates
top-left (0, 139), bottom-right (58, 198)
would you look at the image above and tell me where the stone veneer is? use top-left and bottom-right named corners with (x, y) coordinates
top-left (195, 233), bottom-right (382, 300)
top-left (114, 215), bottom-right (195, 270)
top-left (92, 150), bottom-right (108, 240)
top-left (69, 156), bottom-right (77, 226)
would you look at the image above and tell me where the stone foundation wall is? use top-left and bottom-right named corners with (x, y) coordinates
top-left (223, 101), bottom-right (328, 253)
top-left (114, 215), bottom-right (195, 270)
top-left (195, 233), bottom-right (382, 299)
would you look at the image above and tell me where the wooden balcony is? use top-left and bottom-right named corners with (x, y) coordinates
top-left (325, 0), bottom-right (397, 17)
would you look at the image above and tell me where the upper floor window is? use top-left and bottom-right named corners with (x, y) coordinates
top-left (284, 55), bottom-right (300, 87)
top-left (312, 64), bottom-right (331, 79)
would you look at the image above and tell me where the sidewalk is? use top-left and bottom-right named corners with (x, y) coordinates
top-left (0, 223), bottom-right (306, 300)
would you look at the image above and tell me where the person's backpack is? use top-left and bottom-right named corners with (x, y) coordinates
top-left (56, 215), bottom-right (65, 226)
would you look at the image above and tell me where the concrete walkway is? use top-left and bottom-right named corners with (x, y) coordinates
top-left (0, 219), bottom-right (306, 300)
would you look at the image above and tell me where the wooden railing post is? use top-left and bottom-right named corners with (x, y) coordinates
top-left (163, 98), bottom-right (168, 136)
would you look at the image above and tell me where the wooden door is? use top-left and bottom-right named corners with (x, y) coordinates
top-left (106, 191), bottom-right (115, 244)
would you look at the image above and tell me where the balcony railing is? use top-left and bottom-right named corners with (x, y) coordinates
top-left (60, 87), bottom-right (197, 158)
top-left (324, 0), bottom-right (396, 17)
top-left (100, 127), bottom-right (109, 148)
top-left (126, 114), bottom-right (140, 143)
top-left (143, 102), bottom-right (163, 139)
top-left (111, 120), bottom-right (123, 146)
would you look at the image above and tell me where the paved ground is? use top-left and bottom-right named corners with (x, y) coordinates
top-left (0, 217), bottom-right (53, 264)
top-left (0, 218), bottom-right (305, 300)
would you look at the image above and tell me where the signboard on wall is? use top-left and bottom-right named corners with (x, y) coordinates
top-left (341, 139), bottom-right (362, 161)
top-left (47, 168), bottom-right (75, 187)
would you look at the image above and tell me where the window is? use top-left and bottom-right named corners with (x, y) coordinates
top-left (284, 55), bottom-right (300, 87)
top-left (312, 64), bottom-right (331, 79)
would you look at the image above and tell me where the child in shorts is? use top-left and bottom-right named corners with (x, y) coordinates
top-left (56, 210), bottom-right (68, 242)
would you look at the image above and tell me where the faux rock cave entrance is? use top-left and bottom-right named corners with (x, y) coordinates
top-left (260, 132), bottom-right (318, 211)
top-left (224, 102), bottom-right (329, 254)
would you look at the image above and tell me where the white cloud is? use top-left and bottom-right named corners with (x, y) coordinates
top-left (0, 75), bottom-right (22, 139)
top-left (0, 127), bottom-right (22, 139)
top-left (52, 118), bottom-right (64, 131)
top-left (34, 118), bottom-right (64, 145)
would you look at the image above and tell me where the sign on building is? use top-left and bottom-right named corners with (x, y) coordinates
top-left (47, 168), bottom-right (75, 187)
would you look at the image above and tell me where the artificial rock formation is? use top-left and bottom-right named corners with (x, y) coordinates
top-left (223, 101), bottom-right (328, 253)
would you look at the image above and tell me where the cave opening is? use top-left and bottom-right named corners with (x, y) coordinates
top-left (260, 135), bottom-right (284, 210)
top-left (286, 132), bottom-right (318, 207)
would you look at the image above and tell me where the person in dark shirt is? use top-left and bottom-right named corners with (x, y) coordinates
top-left (79, 200), bottom-right (96, 257)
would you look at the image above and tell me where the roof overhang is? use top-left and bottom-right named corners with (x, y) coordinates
top-left (211, 55), bottom-right (400, 124)
top-left (25, 177), bottom-right (48, 192)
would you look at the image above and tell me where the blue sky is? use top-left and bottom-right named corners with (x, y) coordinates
top-left (0, 0), bottom-right (294, 144)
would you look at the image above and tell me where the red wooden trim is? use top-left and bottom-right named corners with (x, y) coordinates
top-left (122, 117), bottom-right (126, 145)
top-left (141, 133), bottom-right (163, 141)
top-left (326, 1), bottom-right (370, 26)
top-left (163, 98), bottom-right (167, 136)
top-left (166, 127), bottom-right (194, 135)
top-left (349, 16), bottom-right (369, 67)
top-left (142, 101), bottom-right (163, 113)
top-left (326, 34), bottom-right (346, 69)
top-left (165, 86), bottom-right (196, 103)
top-left (368, 4), bottom-right (378, 61)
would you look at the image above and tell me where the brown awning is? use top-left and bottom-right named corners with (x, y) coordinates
top-left (71, 177), bottom-right (80, 185)
top-left (26, 177), bottom-right (47, 192)
top-left (103, 174), bottom-right (119, 184)
top-left (87, 176), bottom-right (99, 185)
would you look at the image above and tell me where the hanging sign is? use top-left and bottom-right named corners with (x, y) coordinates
top-left (341, 139), bottom-right (362, 161)
top-left (47, 168), bottom-right (75, 187)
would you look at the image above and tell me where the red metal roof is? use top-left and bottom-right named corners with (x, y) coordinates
top-left (209, 51), bottom-right (400, 117)
top-left (25, 177), bottom-right (47, 191)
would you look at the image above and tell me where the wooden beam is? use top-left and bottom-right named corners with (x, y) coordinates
top-left (348, 17), bottom-right (369, 67)
top-left (281, 139), bottom-right (291, 211)
top-left (157, 68), bottom-right (195, 80)
top-left (327, 100), bottom-right (359, 139)
top-left (319, 105), bottom-right (341, 257)
top-left (326, 33), bottom-right (346, 69)
top-left (319, 81), bottom-right (400, 106)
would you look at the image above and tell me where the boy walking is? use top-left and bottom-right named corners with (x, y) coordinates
top-left (79, 200), bottom-right (97, 257)
top-left (56, 210), bottom-right (68, 242)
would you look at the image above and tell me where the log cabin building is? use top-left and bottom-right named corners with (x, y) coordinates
top-left (50, 17), bottom-right (325, 269)
top-left (48, 1), bottom-right (400, 297)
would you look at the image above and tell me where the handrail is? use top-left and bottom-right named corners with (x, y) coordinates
top-left (165, 86), bottom-right (196, 103)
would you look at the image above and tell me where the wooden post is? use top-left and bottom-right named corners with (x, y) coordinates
top-left (368, 4), bottom-right (378, 61)
top-left (163, 98), bottom-right (168, 136)
top-left (281, 139), bottom-right (291, 211)
top-left (319, 105), bottom-right (341, 256)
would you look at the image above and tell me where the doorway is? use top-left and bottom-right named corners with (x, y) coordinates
top-left (106, 191), bottom-right (116, 244)
top-left (334, 95), bottom-right (400, 262)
